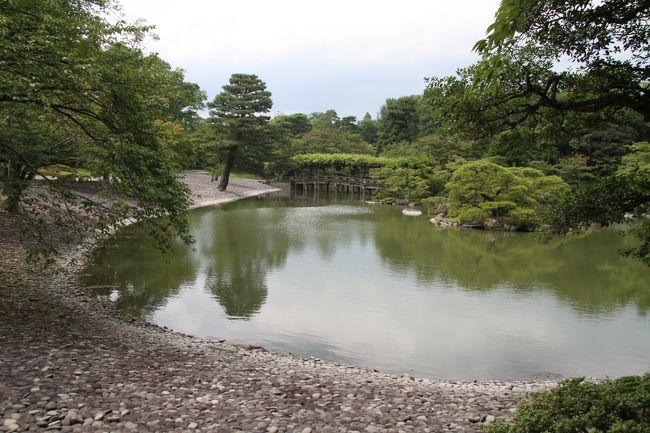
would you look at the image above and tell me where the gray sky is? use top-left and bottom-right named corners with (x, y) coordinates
top-left (118, 0), bottom-right (501, 119)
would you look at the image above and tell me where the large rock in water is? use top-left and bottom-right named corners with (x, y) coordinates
top-left (401, 208), bottom-right (423, 216)
top-left (429, 213), bottom-right (457, 228)
top-left (484, 218), bottom-right (500, 230)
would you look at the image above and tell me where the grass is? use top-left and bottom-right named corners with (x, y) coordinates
top-left (39, 164), bottom-right (92, 178)
top-left (229, 171), bottom-right (263, 180)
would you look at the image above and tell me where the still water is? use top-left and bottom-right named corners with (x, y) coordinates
top-left (82, 192), bottom-right (650, 379)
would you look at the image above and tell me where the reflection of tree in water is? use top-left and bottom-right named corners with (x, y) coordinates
top-left (194, 206), bottom-right (292, 319)
top-left (84, 197), bottom-right (650, 320)
top-left (210, 267), bottom-right (267, 318)
top-left (81, 222), bottom-right (197, 317)
top-left (371, 208), bottom-right (650, 315)
top-left (82, 194), bottom-right (374, 320)
top-left (194, 199), bottom-right (373, 318)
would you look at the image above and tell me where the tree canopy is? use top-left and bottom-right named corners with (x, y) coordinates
top-left (207, 73), bottom-right (272, 190)
top-left (473, 0), bottom-right (649, 121)
top-left (1, 0), bottom-right (205, 259)
top-left (434, 0), bottom-right (650, 260)
top-left (447, 160), bottom-right (570, 229)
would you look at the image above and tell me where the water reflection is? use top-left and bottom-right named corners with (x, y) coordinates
top-left (84, 196), bottom-right (650, 319)
top-left (86, 229), bottom-right (198, 317)
top-left (193, 206), bottom-right (290, 318)
top-left (81, 193), bottom-right (650, 378)
top-left (369, 208), bottom-right (650, 316)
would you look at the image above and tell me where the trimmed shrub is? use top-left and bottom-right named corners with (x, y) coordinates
top-left (446, 160), bottom-right (569, 229)
top-left (488, 375), bottom-right (650, 433)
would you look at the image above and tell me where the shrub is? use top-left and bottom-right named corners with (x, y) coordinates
top-left (371, 166), bottom-right (433, 201)
top-left (370, 163), bottom-right (449, 202)
top-left (619, 141), bottom-right (650, 175)
top-left (456, 207), bottom-right (488, 224)
top-left (488, 375), bottom-right (650, 433)
top-left (446, 160), bottom-right (569, 229)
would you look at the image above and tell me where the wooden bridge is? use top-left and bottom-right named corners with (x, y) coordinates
top-left (289, 175), bottom-right (384, 198)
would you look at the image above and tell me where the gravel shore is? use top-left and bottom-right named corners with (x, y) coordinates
top-left (0, 174), bottom-right (557, 433)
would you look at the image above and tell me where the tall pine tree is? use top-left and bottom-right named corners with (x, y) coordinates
top-left (208, 74), bottom-right (272, 190)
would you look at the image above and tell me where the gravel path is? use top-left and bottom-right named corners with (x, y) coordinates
top-left (0, 174), bottom-right (557, 433)
top-left (181, 173), bottom-right (282, 209)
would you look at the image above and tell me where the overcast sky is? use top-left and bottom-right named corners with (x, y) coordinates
top-left (117, 0), bottom-right (501, 119)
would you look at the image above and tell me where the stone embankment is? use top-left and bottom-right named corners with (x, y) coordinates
top-left (1, 173), bottom-right (557, 433)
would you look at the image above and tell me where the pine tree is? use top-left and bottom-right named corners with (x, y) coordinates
top-left (208, 74), bottom-right (273, 190)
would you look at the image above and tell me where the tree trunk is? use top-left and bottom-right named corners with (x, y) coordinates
top-left (218, 151), bottom-right (236, 191)
top-left (3, 159), bottom-right (25, 212)
top-left (19, 164), bottom-right (32, 180)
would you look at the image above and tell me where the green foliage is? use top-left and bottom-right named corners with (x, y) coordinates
top-left (309, 110), bottom-right (341, 130)
top-left (260, 121), bottom-right (296, 179)
top-left (0, 0), bottom-right (203, 259)
top-left (225, 171), bottom-right (261, 180)
top-left (425, 52), bottom-right (649, 174)
top-left (424, 59), bottom-right (528, 140)
top-left (291, 128), bottom-right (374, 155)
top-left (209, 74), bottom-right (272, 137)
top-left (358, 113), bottom-right (378, 144)
top-left (568, 110), bottom-right (650, 176)
top-left (619, 142), bottom-right (650, 174)
top-left (477, 0), bottom-right (650, 69)
top-left (292, 153), bottom-right (447, 201)
top-left (370, 160), bottom-right (448, 202)
top-left (455, 207), bottom-right (488, 224)
top-left (0, 105), bottom-right (78, 210)
top-left (489, 129), bottom-right (539, 166)
top-left (254, 110), bottom-right (378, 180)
top-left (370, 167), bottom-right (434, 201)
top-left (293, 153), bottom-right (389, 171)
top-left (39, 165), bottom-right (91, 178)
top-left (426, 42), bottom-right (648, 166)
top-left (474, 0), bottom-right (649, 120)
top-left (339, 115), bottom-right (359, 133)
top-left (487, 375), bottom-right (650, 433)
top-left (379, 133), bottom-right (481, 163)
top-left (377, 96), bottom-right (421, 149)
top-left (546, 171), bottom-right (650, 263)
top-left (547, 171), bottom-right (650, 232)
top-left (446, 160), bottom-right (569, 228)
top-left (543, 155), bottom-right (596, 188)
top-left (269, 113), bottom-right (312, 136)
top-left (185, 118), bottom-right (218, 170)
top-left (427, 46), bottom-right (629, 141)
top-left (622, 219), bottom-right (650, 266)
top-left (207, 73), bottom-right (272, 190)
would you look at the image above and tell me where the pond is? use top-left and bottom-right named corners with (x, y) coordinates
top-left (81, 192), bottom-right (650, 379)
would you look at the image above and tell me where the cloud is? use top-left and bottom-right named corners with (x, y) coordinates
top-left (117, 0), bottom-right (500, 117)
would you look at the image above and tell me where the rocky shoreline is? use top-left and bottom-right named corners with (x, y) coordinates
top-left (1, 173), bottom-right (557, 433)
